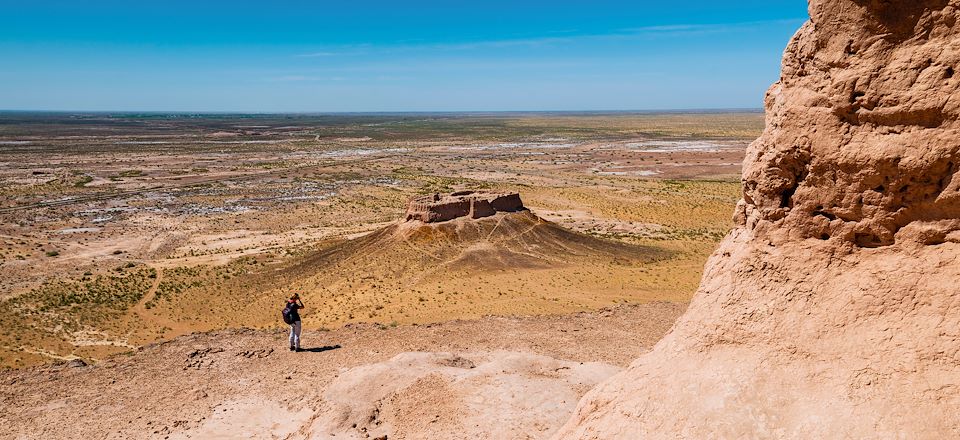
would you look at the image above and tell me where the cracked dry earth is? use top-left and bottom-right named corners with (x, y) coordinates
top-left (0, 302), bottom-right (684, 439)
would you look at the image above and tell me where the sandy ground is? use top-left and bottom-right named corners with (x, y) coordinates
top-left (0, 302), bottom-right (684, 439)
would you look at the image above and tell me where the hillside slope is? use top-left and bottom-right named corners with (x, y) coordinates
top-left (234, 210), bottom-right (671, 327)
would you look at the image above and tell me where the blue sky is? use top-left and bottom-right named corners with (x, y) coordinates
top-left (0, 1), bottom-right (808, 112)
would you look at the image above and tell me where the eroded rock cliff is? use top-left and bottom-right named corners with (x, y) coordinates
top-left (555, 1), bottom-right (960, 437)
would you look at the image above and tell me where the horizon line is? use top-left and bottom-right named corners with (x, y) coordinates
top-left (0, 108), bottom-right (763, 116)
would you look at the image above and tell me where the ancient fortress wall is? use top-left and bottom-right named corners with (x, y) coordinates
top-left (404, 191), bottom-right (525, 223)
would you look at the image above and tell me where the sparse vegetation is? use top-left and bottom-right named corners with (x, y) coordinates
top-left (0, 111), bottom-right (757, 368)
top-left (73, 175), bottom-right (93, 187)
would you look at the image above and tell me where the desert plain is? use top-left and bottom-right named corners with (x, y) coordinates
top-left (0, 111), bottom-right (759, 438)
top-left (0, 111), bottom-right (760, 369)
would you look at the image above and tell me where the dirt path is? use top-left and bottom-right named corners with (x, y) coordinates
top-left (2, 345), bottom-right (79, 362)
top-left (129, 266), bottom-right (181, 332)
top-left (133, 265), bottom-right (163, 314)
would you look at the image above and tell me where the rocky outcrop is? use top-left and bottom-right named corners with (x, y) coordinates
top-left (303, 352), bottom-right (621, 439)
top-left (404, 191), bottom-right (524, 223)
top-left (555, 1), bottom-right (960, 438)
top-left (739, 0), bottom-right (960, 248)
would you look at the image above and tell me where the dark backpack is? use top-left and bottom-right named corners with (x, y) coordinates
top-left (282, 302), bottom-right (295, 324)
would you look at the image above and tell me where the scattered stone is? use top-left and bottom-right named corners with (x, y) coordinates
top-left (439, 355), bottom-right (475, 369)
top-left (236, 348), bottom-right (273, 359)
top-left (184, 348), bottom-right (225, 370)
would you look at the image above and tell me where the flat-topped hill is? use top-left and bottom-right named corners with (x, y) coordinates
top-left (120, 195), bottom-right (677, 334)
top-left (259, 208), bottom-right (672, 326)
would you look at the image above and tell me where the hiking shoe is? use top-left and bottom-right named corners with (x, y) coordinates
top-left (295, 348), bottom-right (302, 352)
top-left (289, 346), bottom-right (296, 351)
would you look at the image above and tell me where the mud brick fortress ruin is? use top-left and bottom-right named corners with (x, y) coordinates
top-left (404, 191), bottom-right (525, 223)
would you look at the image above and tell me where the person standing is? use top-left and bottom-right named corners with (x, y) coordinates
top-left (284, 294), bottom-right (305, 351)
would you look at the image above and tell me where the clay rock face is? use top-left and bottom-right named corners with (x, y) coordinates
top-left (404, 191), bottom-right (525, 223)
top-left (741, 0), bottom-right (960, 248)
top-left (554, 1), bottom-right (960, 438)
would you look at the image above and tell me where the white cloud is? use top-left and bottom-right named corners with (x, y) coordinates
top-left (267, 75), bottom-right (347, 82)
top-left (291, 18), bottom-right (807, 58)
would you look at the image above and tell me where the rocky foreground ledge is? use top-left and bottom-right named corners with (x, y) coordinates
top-left (0, 303), bottom-right (685, 440)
